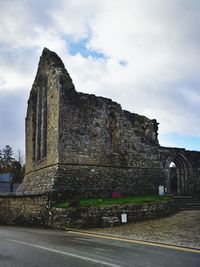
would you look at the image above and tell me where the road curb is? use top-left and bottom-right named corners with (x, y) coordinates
top-left (65, 227), bottom-right (200, 253)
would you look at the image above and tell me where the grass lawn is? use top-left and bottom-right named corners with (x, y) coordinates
top-left (54, 195), bottom-right (171, 208)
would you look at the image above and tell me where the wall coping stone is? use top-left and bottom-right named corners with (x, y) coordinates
top-left (0, 191), bottom-right (49, 198)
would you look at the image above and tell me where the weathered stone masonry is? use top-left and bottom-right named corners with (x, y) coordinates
top-left (19, 48), bottom-right (200, 200)
top-left (48, 200), bottom-right (175, 229)
top-left (0, 193), bottom-right (175, 228)
top-left (0, 193), bottom-right (48, 226)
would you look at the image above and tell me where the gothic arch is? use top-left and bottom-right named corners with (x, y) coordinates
top-left (165, 152), bottom-right (190, 194)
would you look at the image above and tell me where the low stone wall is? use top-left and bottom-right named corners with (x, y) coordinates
top-left (47, 200), bottom-right (175, 229)
top-left (0, 193), bottom-right (175, 229)
top-left (0, 193), bottom-right (49, 226)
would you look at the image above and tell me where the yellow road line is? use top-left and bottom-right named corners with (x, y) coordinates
top-left (67, 230), bottom-right (200, 254)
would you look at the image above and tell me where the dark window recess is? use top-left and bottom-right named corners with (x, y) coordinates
top-left (41, 85), bottom-right (47, 158)
top-left (31, 92), bottom-right (37, 162)
top-left (36, 88), bottom-right (42, 161)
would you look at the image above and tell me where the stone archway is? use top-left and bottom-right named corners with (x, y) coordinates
top-left (165, 152), bottom-right (189, 195)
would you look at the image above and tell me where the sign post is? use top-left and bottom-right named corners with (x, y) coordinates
top-left (121, 208), bottom-right (127, 223)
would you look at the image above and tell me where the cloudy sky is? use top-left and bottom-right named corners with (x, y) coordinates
top-left (1, 0), bottom-right (200, 156)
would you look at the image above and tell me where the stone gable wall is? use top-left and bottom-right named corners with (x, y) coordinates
top-left (25, 48), bottom-right (73, 173)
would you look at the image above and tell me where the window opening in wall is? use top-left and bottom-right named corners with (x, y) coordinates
top-left (36, 88), bottom-right (42, 161)
top-left (32, 84), bottom-right (48, 162)
top-left (31, 92), bottom-right (37, 162)
top-left (42, 85), bottom-right (47, 158)
top-left (169, 161), bottom-right (177, 193)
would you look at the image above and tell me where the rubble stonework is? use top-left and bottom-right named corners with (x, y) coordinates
top-left (48, 200), bottom-right (175, 229)
top-left (19, 48), bottom-right (200, 200)
top-left (0, 193), bottom-right (48, 226)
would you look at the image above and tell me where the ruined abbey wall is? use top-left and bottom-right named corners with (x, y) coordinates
top-left (19, 48), bottom-right (200, 200)
top-left (58, 89), bottom-right (159, 166)
top-left (54, 77), bottom-right (164, 198)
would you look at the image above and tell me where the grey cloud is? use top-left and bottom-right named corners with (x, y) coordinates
top-left (0, 90), bottom-right (26, 153)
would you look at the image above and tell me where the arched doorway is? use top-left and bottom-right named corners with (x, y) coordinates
top-left (165, 152), bottom-right (189, 195)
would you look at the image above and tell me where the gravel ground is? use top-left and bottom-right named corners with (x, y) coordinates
top-left (91, 210), bottom-right (200, 249)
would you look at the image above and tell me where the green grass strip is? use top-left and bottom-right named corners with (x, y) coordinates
top-left (54, 195), bottom-right (171, 209)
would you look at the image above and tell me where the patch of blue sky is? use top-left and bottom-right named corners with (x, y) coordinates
top-left (67, 37), bottom-right (106, 60)
top-left (159, 133), bottom-right (200, 151)
top-left (119, 59), bottom-right (127, 66)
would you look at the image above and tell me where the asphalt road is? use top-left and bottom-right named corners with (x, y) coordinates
top-left (0, 226), bottom-right (199, 267)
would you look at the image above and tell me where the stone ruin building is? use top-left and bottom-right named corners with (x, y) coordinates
top-left (19, 48), bottom-right (200, 201)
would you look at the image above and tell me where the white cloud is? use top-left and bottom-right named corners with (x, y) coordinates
top-left (0, 90), bottom-right (26, 154)
top-left (0, 0), bottom-right (200, 152)
top-left (49, 0), bottom-right (107, 41)
top-left (32, 27), bottom-right (67, 54)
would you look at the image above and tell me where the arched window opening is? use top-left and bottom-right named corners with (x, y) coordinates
top-left (169, 161), bottom-right (177, 193)
top-left (169, 162), bottom-right (176, 168)
top-left (31, 91), bottom-right (37, 162)
top-left (31, 83), bottom-right (48, 163)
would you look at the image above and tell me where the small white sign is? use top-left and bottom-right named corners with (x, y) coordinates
top-left (121, 213), bottom-right (127, 223)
